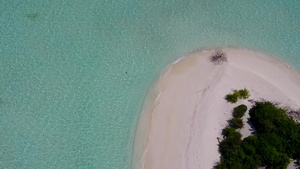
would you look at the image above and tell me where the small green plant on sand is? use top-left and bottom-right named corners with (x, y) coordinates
top-left (229, 118), bottom-right (244, 129)
top-left (225, 93), bottom-right (239, 103)
top-left (238, 88), bottom-right (250, 99)
top-left (225, 88), bottom-right (250, 103)
top-left (233, 104), bottom-right (247, 118)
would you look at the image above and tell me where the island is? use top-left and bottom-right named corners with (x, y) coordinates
top-left (132, 47), bottom-right (300, 169)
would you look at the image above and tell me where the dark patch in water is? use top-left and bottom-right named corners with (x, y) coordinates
top-left (26, 12), bottom-right (39, 20)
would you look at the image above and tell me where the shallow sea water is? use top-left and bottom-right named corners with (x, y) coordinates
top-left (0, 0), bottom-right (299, 168)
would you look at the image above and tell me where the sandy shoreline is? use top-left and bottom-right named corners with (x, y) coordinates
top-left (132, 47), bottom-right (300, 169)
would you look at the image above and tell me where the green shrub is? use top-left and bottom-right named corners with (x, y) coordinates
top-left (259, 145), bottom-right (290, 168)
top-left (218, 127), bottom-right (244, 168)
top-left (225, 88), bottom-right (250, 103)
top-left (225, 93), bottom-right (238, 103)
top-left (242, 137), bottom-right (257, 156)
top-left (233, 104), bottom-right (247, 118)
top-left (238, 88), bottom-right (250, 99)
top-left (259, 133), bottom-right (284, 153)
top-left (249, 101), bottom-right (300, 159)
top-left (216, 101), bottom-right (300, 169)
top-left (229, 118), bottom-right (244, 129)
top-left (222, 127), bottom-right (236, 137)
top-left (248, 102), bottom-right (300, 168)
top-left (221, 127), bottom-right (242, 151)
top-left (272, 152), bottom-right (290, 169)
top-left (242, 156), bottom-right (260, 169)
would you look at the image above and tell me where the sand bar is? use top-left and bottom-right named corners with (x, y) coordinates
top-left (132, 47), bottom-right (300, 169)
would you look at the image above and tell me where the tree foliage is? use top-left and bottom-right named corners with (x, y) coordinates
top-left (215, 101), bottom-right (299, 169)
top-left (217, 127), bottom-right (244, 169)
top-left (249, 102), bottom-right (300, 159)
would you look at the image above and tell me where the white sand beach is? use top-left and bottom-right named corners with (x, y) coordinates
top-left (132, 47), bottom-right (300, 169)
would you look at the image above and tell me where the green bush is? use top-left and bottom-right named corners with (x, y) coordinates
top-left (229, 118), bottom-right (244, 129)
top-left (242, 156), bottom-right (260, 169)
top-left (249, 101), bottom-right (300, 159)
top-left (238, 88), bottom-right (250, 99)
top-left (218, 127), bottom-right (244, 168)
top-left (225, 89), bottom-right (250, 103)
top-left (225, 93), bottom-right (238, 103)
top-left (220, 127), bottom-right (242, 152)
top-left (233, 104), bottom-right (247, 118)
top-left (222, 127), bottom-right (236, 137)
top-left (259, 145), bottom-right (290, 169)
top-left (216, 101), bottom-right (300, 169)
top-left (242, 136), bottom-right (258, 156)
top-left (259, 133), bottom-right (284, 153)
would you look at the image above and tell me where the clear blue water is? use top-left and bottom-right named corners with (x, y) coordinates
top-left (0, 0), bottom-right (299, 168)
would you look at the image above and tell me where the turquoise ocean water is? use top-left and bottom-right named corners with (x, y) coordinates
top-left (0, 0), bottom-right (299, 168)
